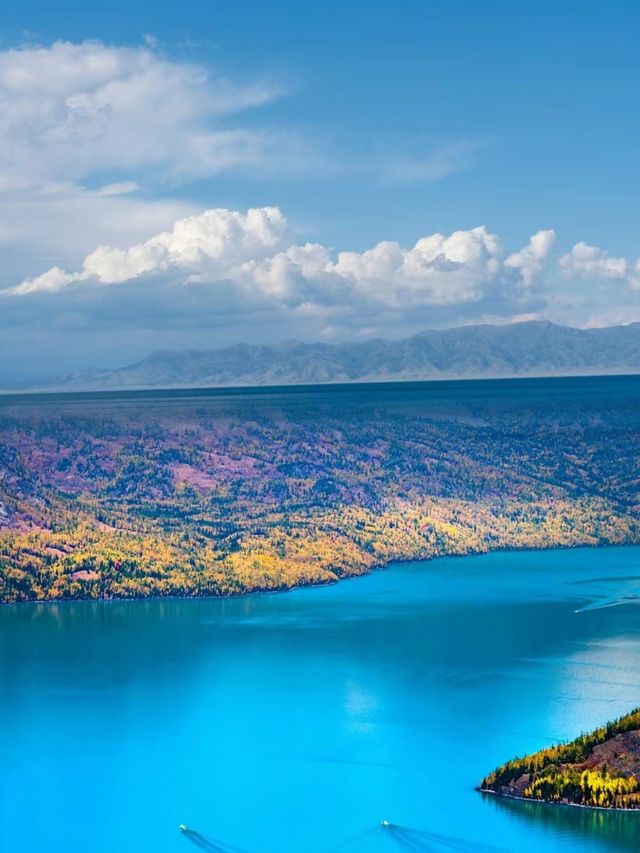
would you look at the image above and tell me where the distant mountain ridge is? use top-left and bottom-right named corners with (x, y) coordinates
top-left (30, 321), bottom-right (640, 390)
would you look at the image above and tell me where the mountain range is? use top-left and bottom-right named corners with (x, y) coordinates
top-left (23, 321), bottom-right (640, 391)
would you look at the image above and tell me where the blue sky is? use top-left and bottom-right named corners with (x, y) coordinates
top-left (0, 1), bottom-right (639, 378)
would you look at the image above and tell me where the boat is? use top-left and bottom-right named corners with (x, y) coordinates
top-left (178, 824), bottom-right (188, 832)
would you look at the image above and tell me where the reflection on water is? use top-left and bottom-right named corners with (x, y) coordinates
top-left (1, 545), bottom-right (640, 852)
top-left (485, 795), bottom-right (640, 851)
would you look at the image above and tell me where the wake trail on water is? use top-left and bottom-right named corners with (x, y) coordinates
top-left (574, 595), bottom-right (640, 613)
top-left (330, 823), bottom-right (507, 852)
top-left (181, 829), bottom-right (249, 852)
top-left (179, 823), bottom-right (508, 853)
top-left (393, 826), bottom-right (507, 852)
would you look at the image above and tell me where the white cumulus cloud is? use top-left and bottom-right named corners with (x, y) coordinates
top-left (505, 229), bottom-right (556, 286)
top-left (328, 227), bottom-right (503, 307)
top-left (4, 208), bottom-right (523, 313)
top-left (9, 207), bottom-right (289, 294)
top-left (559, 242), bottom-right (632, 281)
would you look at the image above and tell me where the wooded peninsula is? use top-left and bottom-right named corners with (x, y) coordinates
top-left (481, 709), bottom-right (640, 809)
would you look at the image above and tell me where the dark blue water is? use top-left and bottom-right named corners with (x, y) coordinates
top-left (2, 546), bottom-right (640, 852)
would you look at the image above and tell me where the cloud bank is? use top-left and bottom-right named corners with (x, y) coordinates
top-left (2, 205), bottom-right (639, 381)
top-left (5, 205), bottom-right (639, 347)
top-left (5, 207), bottom-right (543, 313)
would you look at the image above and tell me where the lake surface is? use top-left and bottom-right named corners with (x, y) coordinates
top-left (2, 546), bottom-right (640, 852)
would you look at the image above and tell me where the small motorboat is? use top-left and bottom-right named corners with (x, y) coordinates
top-left (178, 824), bottom-right (189, 832)
top-left (381, 820), bottom-right (391, 828)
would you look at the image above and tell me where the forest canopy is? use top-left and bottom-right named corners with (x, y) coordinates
top-left (1, 378), bottom-right (640, 604)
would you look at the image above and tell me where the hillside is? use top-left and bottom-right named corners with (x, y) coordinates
top-left (2, 376), bottom-right (640, 604)
top-left (35, 321), bottom-right (640, 391)
top-left (480, 709), bottom-right (640, 809)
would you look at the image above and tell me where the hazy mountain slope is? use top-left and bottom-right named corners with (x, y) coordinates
top-left (40, 321), bottom-right (640, 390)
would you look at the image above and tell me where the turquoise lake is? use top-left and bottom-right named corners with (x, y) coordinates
top-left (2, 545), bottom-right (640, 852)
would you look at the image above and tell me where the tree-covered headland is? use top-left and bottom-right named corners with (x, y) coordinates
top-left (481, 709), bottom-right (640, 809)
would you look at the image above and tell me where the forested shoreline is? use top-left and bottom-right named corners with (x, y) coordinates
top-left (2, 379), bottom-right (640, 605)
top-left (481, 710), bottom-right (640, 809)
